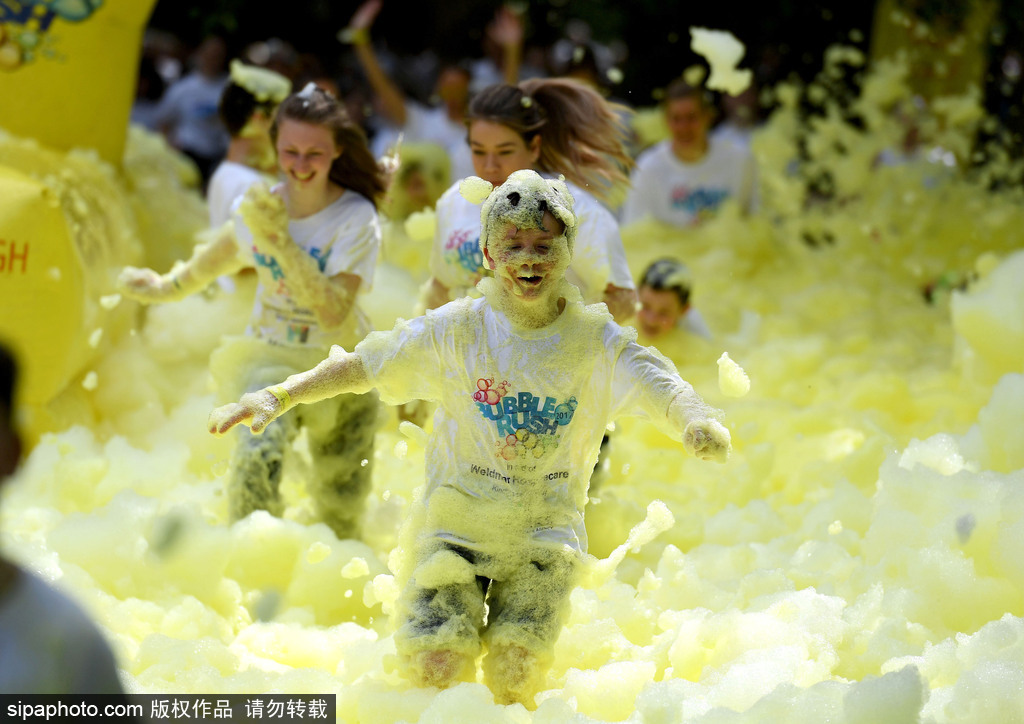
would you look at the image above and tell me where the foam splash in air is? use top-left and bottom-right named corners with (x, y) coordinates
top-left (690, 27), bottom-right (753, 95)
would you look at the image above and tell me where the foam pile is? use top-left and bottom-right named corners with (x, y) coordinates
top-left (1, 48), bottom-right (1023, 723)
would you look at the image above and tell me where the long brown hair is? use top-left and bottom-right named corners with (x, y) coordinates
top-left (271, 85), bottom-right (388, 208)
top-left (467, 78), bottom-right (633, 204)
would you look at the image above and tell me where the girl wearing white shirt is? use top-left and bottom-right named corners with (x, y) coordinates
top-left (425, 78), bottom-right (639, 323)
top-left (118, 85), bottom-right (388, 539)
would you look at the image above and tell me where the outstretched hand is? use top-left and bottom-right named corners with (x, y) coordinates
top-left (117, 266), bottom-right (174, 303)
top-left (208, 390), bottom-right (283, 436)
top-left (683, 418), bottom-right (731, 463)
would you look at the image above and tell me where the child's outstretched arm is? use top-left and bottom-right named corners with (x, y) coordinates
top-left (615, 341), bottom-right (732, 463)
top-left (118, 223), bottom-right (243, 303)
top-left (208, 346), bottom-right (372, 435)
top-left (668, 389), bottom-right (731, 463)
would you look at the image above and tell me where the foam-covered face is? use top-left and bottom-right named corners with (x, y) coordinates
top-left (638, 285), bottom-right (686, 338)
top-left (276, 119), bottom-right (341, 190)
top-left (469, 120), bottom-right (540, 188)
top-left (484, 210), bottom-right (569, 302)
top-left (666, 96), bottom-right (712, 153)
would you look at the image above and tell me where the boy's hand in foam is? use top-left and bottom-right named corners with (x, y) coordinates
top-left (117, 266), bottom-right (175, 303)
top-left (683, 418), bottom-right (731, 463)
top-left (209, 389), bottom-right (285, 436)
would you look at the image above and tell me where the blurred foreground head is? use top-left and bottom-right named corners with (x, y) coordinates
top-left (0, 343), bottom-right (20, 479)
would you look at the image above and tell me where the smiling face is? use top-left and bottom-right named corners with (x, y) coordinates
top-left (275, 119), bottom-right (341, 191)
top-left (468, 120), bottom-right (541, 188)
top-left (484, 210), bottom-right (569, 303)
top-left (638, 285), bottom-right (687, 338)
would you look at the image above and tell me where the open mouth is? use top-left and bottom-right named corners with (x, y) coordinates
top-left (292, 171), bottom-right (315, 182)
top-left (518, 275), bottom-right (543, 286)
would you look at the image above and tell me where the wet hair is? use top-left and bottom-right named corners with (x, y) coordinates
top-left (665, 78), bottom-right (714, 111)
top-left (219, 83), bottom-right (278, 137)
top-left (467, 78), bottom-right (633, 204)
top-left (641, 258), bottom-right (692, 307)
top-left (270, 86), bottom-right (388, 208)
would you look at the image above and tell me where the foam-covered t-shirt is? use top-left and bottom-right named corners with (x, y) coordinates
top-left (622, 139), bottom-right (756, 227)
top-left (0, 568), bottom-right (124, 694)
top-left (207, 161), bottom-right (266, 228)
top-left (429, 180), bottom-right (634, 305)
top-left (233, 189), bottom-right (381, 349)
top-left (355, 288), bottom-right (693, 553)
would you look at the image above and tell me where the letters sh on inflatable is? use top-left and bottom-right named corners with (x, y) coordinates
top-left (0, 0), bottom-right (157, 440)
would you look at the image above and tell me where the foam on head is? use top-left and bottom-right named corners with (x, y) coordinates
top-left (475, 170), bottom-right (578, 271)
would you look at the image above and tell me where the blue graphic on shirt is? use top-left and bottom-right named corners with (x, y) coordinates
top-left (473, 378), bottom-right (577, 461)
top-left (253, 249), bottom-right (285, 280)
top-left (253, 245), bottom-right (329, 282)
top-left (671, 186), bottom-right (730, 219)
top-left (444, 229), bottom-right (484, 278)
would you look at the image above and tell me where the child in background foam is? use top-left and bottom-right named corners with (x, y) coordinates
top-left (622, 79), bottom-right (757, 228)
top-left (0, 345), bottom-right (126, 695)
top-left (636, 258), bottom-right (715, 368)
top-left (424, 79), bottom-right (639, 323)
top-left (208, 170), bottom-right (731, 706)
top-left (207, 60), bottom-right (291, 229)
top-left (119, 84), bottom-right (389, 540)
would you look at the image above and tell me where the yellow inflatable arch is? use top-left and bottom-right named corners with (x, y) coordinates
top-left (0, 0), bottom-right (159, 440)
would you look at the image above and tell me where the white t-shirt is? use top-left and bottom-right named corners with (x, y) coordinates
top-left (207, 161), bottom-right (266, 228)
top-left (233, 189), bottom-right (381, 349)
top-left (355, 290), bottom-right (692, 553)
top-left (0, 568), bottom-right (124, 694)
top-left (371, 102), bottom-right (474, 183)
top-left (153, 72), bottom-right (229, 159)
top-left (622, 139), bottom-right (756, 227)
top-left (429, 179), bottom-right (634, 305)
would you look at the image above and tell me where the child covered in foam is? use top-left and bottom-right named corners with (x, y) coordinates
top-left (208, 169), bottom-right (731, 706)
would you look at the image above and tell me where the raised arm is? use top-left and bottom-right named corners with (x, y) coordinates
top-left (487, 6), bottom-right (525, 86)
top-left (344, 0), bottom-right (408, 127)
top-left (118, 223), bottom-right (243, 304)
top-left (238, 185), bottom-right (366, 330)
top-left (209, 345), bottom-right (371, 435)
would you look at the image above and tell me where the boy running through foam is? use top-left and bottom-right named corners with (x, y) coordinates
top-left (209, 169), bottom-right (731, 706)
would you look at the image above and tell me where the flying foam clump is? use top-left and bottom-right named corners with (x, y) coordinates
top-left (458, 176), bottom-right (493, 205)
top-left (689, 27), bottom-right (753, 96)
top-left (717, 352), bottom-right (750, 397)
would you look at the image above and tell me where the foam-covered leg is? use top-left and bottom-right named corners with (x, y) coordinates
top-left (303, 391), bottom-right (379, 539)
top-left (482, 642), bottom-right (541, 707)
top-left (482, 548), bottom-right (578, 707)
top-left (395, 543), bottom-right (487, 687)
top-left (227, 410), bottom-right (295, 521)
top-left (409, 648), bottom-right (476, 689)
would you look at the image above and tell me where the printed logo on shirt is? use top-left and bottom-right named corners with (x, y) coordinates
top-left (472, 378), bottom-right (578, 461)
top-left (670, 185), bottom-right (730, 222)
top-left (444, 228), bottom-right (485, 278)
top-left (253, 247), bottom-right (285, 280)
top-left (253, 245), bottom-right (329, 295)
top-left (286, 324), bottom-right (310, 344)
